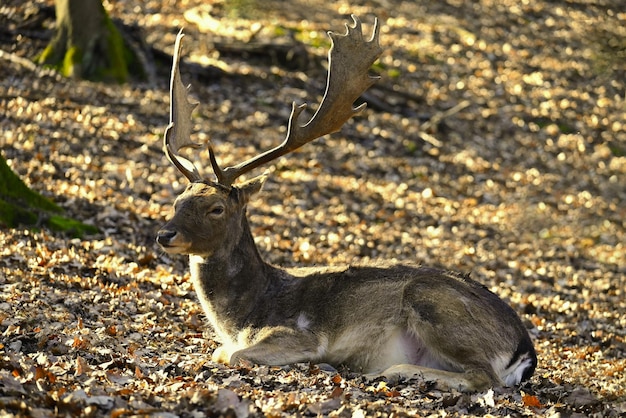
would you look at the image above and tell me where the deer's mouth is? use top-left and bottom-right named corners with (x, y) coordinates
top-left (158, 243), bottom-right (189, 254)
top-left (156, 230), bottom-right (191, 254)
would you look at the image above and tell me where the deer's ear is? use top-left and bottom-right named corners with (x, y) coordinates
top-left (238, 174), bottom-right (267, 203)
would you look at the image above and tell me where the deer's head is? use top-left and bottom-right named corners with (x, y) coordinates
top-left (156, 177), bottom-right (265, 257)
top-left (157, 17), bottom-right (382, 257)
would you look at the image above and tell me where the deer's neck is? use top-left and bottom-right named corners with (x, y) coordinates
top-left (188, 215), bottom-right (275, 342)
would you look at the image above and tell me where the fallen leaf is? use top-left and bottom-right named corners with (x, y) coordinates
top-left (307, 397), bottom-right (341, 415)
top-left (522, 394), bottom-right (543, 408)
top-left (330, 386), bottom-right (343, 399)
top-left (75, 356), bottom-right (91, 376)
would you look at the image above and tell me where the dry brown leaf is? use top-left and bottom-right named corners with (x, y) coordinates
top-left (522, 394), bottom-right (543, 408)
top-left (75, 356), bottom-right (91, 376)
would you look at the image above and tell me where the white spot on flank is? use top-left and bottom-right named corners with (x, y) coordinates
top-left (296, 313), bottom-right (311, 330)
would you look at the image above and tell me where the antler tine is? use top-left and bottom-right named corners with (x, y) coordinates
top-left (212, 15), bottom-right (383, 186)
top-left (164, 29), bottom-right (204, 183)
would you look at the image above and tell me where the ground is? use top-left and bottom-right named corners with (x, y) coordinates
top-left (1, 0), bottom-right (625, 416)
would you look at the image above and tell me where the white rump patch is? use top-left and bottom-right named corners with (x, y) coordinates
top-left (492, 352), bottom-right (534, 386)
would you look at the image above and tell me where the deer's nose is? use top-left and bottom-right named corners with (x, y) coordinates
top-left (156, 230), bottom-right (177, 246)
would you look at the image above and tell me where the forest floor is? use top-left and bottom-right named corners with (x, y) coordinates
top-left (1, 0), bottom-right (625, 416)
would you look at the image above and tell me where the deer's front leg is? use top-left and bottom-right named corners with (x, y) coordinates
top-left (230, 326), bottom-right (326, 367)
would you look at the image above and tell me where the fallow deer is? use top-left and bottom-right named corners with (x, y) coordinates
top-left (156, 16), bottom-right (536, 391)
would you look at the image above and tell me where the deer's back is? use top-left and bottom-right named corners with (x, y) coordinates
top-left (271, 264), bottom-right (531, 373)
top-left (280, 264), bottom-right (523, 331)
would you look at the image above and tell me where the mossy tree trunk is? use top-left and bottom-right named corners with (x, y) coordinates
top-left (37, 0), bottom-right (142, 83)
top-left (0, 153), bottom-right (98, 237)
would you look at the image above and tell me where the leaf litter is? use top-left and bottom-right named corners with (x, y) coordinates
top-left (1, 0), bottom-right (625, 416)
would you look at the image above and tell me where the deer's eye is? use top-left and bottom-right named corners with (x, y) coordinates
top-left (207, 205), bottom-right (225, 216)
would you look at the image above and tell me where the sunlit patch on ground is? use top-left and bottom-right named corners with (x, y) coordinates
top-left (1, 0), bottom-right (624, 415)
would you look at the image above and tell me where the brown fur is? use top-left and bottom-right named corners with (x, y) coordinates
top-left (157, 179), bottom-right (536, 391)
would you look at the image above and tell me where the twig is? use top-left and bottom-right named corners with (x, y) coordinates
top-left (414, 100), bottom-right (471, 147)
top-left (0, 49), bottom-right (37, 71)
top-left (373, 82), bottom-right (426, 106)
top-left (361, 91), bottom-right (397, 114)
top-left (0, 48), bottom-right (62, 81)
top-left (416, 131), bottom-right (443, 147)
top-left (420, 99), bottom-right (471, 132)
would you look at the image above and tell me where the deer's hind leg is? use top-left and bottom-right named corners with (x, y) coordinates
top-left (375, 363), bottom-right (501, 392)
top-left (363, 325), bottom-right (502, 391)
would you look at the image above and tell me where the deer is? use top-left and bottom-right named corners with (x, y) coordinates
top-left (156, 16), bottom-right (537, 392)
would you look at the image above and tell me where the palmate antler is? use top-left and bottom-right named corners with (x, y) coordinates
top-left (163, 29), bottom-right (202, 182)
top-left (165, 15), bottom-right (383, 186)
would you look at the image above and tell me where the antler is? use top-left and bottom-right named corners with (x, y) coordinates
top-left (210, 14), bottom-right (383, 186)
top-left (164, 16), bottom-right (382, 186)
top-left (164, 29), bottom-right (203, 182)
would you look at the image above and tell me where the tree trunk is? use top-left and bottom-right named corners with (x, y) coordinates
top-left (0, 154), bottom-right (98, 237)
top-left (37, 0), bottom-right (141, 83)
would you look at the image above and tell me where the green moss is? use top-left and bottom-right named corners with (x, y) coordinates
top-left (36, 43), bottom-right (56, 65)
top-left (102, 15), bottom-right (129, 83)
top-left (86, 14), bottom-right (146, 83)
top-left (61, 45), bottom-right (82, 78)
top-left (0, 200), bottom-right (38, 227)
top-left (387, 68), bottom-right (401, 79)
top-left (0, 156), bottom-right (61, 213)
top-left (48, 215), bottom-right (99, 238)
top-left (0, 201), bottom-right (99, 237)
top-left (0, 155), bottom-right (99, 237)
top-left (34, 10), bottom-right (145, 84)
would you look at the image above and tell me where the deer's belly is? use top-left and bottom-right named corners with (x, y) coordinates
top-left (325, 327), bottom-right (445, 373)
